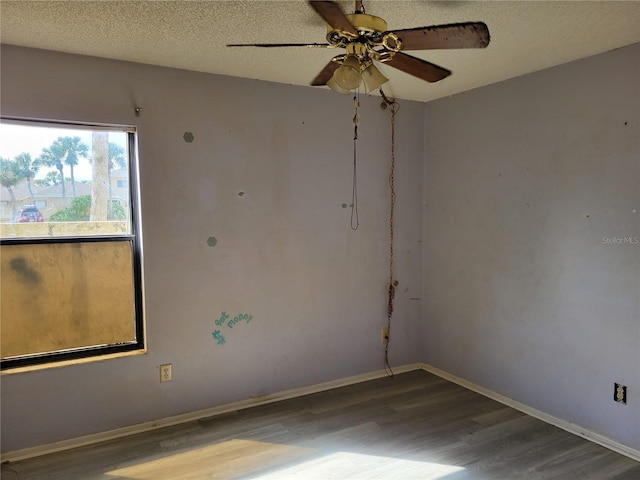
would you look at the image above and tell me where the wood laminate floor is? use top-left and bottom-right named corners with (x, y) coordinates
top-left (3, 370), bottom-right (639, 479)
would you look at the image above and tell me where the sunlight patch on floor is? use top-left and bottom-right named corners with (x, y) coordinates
top-left (252, 451), bottom-right (465, 479)
top-left (107, 439), bottom-right (316, 479)
top-left (106, 439), bottom-right (464, 480)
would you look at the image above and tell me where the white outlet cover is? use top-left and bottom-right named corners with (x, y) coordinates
top-left (160, 364), bottom-right (172, 383)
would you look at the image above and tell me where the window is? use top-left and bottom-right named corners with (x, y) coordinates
top-left (0, 118), bottom-right (144, 370)
top-left (117, 180), bottom-right (128, 188)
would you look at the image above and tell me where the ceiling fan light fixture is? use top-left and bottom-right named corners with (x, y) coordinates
top-left (332, 55), bottom-right (362, 90)
top-left (230, 1), bottom-right (492, 96)
top-left (327, 75), bottom-right (351, 95)
top-left (361, 63), bottom-right (389, 93)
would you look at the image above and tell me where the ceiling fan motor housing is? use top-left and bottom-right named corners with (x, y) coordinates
top-left (326, 13), bottom-right (401, 62)
top-left (343, 14), bottom-right (387, 36)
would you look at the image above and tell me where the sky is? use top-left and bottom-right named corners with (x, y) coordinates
top-left (0, 122), bottom-right (128, 182)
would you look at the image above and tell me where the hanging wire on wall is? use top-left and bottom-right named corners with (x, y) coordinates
top-left (351, 91), bottom-right (360, 230)
top-left (380, 87), bottom-right (399, 377)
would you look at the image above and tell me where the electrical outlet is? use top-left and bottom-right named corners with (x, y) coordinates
top-left (614, 383), bottom-right (627, 404)
top-left (160, 364), bottom-right (172, 383)
top-left (381, 327), bottom-right (389, 344)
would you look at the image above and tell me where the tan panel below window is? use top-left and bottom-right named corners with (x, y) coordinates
top-left (1, 241), bottom-right (136, 359)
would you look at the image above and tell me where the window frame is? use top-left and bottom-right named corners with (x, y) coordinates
top-left (0, 117), bottom-right (145, 370)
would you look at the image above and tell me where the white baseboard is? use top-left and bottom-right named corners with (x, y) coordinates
top-left (418, 363), bottom-right (640, 462)
top-left (5, 362), bottom-right (638, 464)
top-left (2, 363), bottom-right (420, 462)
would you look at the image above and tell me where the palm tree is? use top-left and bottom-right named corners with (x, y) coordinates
top-left (109, 142), bottom-right (127, 170)
top-left (34, 171), bottom-right (62, 187)
top-left (58, 136), bottom-right (89, 197)
top-left (0, 157), bottom-right (20, 220)
top-left (107, 142), bottom-right (127, 214)
top-left (14, 152), bottom-right (40, 199)
top-left (38, 142), bottom-right (67, 198)
top-left (91, 132), bottom-right (109, 221)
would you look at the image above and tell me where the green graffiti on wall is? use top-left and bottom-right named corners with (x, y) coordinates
top-left (211, 311), bottom-right (254, 345)
top-left (228, 313), bottom-right (253, 328)
top-left (211, 330), bottom-right (226, 345)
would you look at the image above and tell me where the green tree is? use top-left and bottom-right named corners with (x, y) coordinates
top-left (0, 157), bottom-right (20, 220)
top-left (108, 142), bottom-right (127, 217)
top-left (49, 194), bottom-right (125, 221)
top-left (14, 152), bottom-right (40, 199)
top-left (110, 203), bottom-right (126, 220)
top-left (34, 171), bottom-right (62, 187)
top-left (109, 143), bottom-right (127, 170)
top-left (49, 194), bottom-right (91, 221)
top-left (37, 136), bottom-right (89, 199)
top-left (58, 136), bottom-right (89, 197)
top-left (38, 142), bottom-right (67, 198)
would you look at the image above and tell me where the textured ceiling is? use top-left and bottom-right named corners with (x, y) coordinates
top-left (1, 1), bottom-right (639, 103)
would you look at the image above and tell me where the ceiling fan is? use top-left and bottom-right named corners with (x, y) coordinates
top-left (227, 0), bottom-right (490, 95)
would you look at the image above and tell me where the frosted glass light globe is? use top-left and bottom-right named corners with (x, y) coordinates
top-left (333, 56), bottom-right (362, 90)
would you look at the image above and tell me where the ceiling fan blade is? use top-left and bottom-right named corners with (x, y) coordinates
top-left (390, 22), bottom-right (490, 50)
top-left (309, 1), bottom-right (357, 35)
top-left (227, 43), bottom-right (330, 48)
top-left (311, 60), bottom-right (340, 86)
top-left (385, 52), bottom-right (451, 83)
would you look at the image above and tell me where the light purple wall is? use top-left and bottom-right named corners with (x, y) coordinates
top-left (423, 44), bottom-right (640, 450)
top-left (3, 41), bottom-right (637, 456)
top-left (0, 45), bottom-right (424, 452)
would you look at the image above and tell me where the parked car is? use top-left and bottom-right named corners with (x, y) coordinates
top-left (17, 205), bottom-right (44, 223)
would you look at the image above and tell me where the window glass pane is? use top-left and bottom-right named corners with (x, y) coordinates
top-left (1, 241), bottom-right (137, 360)
top-left (0, 122), bottom-right (132, 238)
top-left (0, 118), bottom-right (143, 370)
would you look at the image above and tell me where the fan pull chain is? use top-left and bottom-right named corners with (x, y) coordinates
top-left (351, 92), bottom-right (360, 230)
top-left (380, 88), bottom-right (399, 377)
